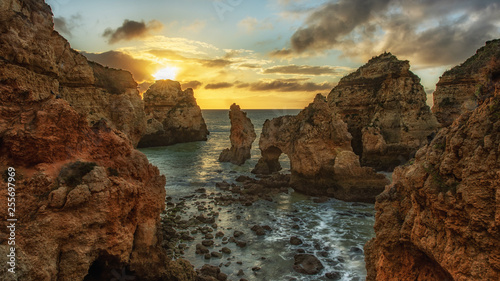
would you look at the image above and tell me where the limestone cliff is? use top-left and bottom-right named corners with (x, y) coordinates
top-left (0, 0), bottom-right (195, 280)
top-left (252, 94), bottom-right (389, 203)
top-left (219, 103), bottom-right (256, 165)
top-left (432, 39), bottom-right (500, 127)
top-left (137, 79), bottom-right (209, 148)
top-left (0, 0), bottom-right (146, 146)
top-left (364, 54), bottom-right (500, 280)
top-left (328, 53), bottom-right (438, 171)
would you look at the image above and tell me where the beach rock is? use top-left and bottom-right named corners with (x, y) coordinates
top-left (253, 94), bottom-right (389, 202)
top-left (0, 1), bottom-right (196, 280)
top-left (432, 39), bottom-right (500, 127)
top-left (219, 103), bottom-right (256, 165)
top-left (290, 237), bottom-right (303, 245)
top-left (328, 53), bottom-right (438, 171)
top-left (138, 79), bottom-right (209, 148)
top-left (365, 50), bottom-right (500, 281)
top-left (293, 254), bottom-right (324, 275)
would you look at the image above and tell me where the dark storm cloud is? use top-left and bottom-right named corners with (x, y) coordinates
top-left (264, 65), bottom-right (340, 75)
top-left (103, 19), bottom-right (163, 44)
top-left (81, 50), bottom-right (158, 82)
top-left (205, 82), bottom-right (234, 89)
top-left (182, 80), bottom-right (203, 90)
top-left (277, 0), bottom-right (500, 66)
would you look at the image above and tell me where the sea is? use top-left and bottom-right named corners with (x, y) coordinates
top-left (139, 109), bottom-right (377, 281)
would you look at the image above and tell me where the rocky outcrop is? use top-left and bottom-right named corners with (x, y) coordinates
top-left (328, 53), bottom-right (438, 171)
top-left (0, 0), bottom-right (146, 146)
top-left (0, 0), bottom-right (195, 280)
top-left (252, 94), bottom-right (389, 202)
top-left (432, 39), bottom-right (500, 127)
top-left (137, 79), bottom-right (209, 148)
top-left (60, 61), bottom-right (146, 147)
top-left (219, 103), bottom-right (256, 165)
top-left (364, 54), bottom-right (500, 280)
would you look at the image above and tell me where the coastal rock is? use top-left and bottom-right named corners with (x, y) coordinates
top-left (0, 0), bottom-right (146, 146)
top-left (432, 39), bottom-right (500, 127)
top-left (0, 1), bottom-right (195, 280)
top-left (364, 55), bottom-right (500, 280)
top-left (293, 254), bottom-right (324, 275)
top-left (328, 53), bottom-right (438, 171)
top-left (219, 103), bottom-right (256, 165)
top-left (252, 94), bottom-right (389, 202)
top-left (137, 79), bottom-right (209, 148)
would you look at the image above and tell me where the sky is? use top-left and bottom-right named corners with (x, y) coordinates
top-left (47, 0), bottom-right (500, 109)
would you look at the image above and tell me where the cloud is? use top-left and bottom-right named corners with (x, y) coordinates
top-left (247, 79), bottom-right (334, 92)
top-left (199, 58), bottom-right (233, 68)
top-left (81, 50), bottom-right (158, 82)
top-left (264, 65), bottom-right (347, 75)
top-left (278, 0), bottom-right (500, 66)
top-left (180, 20), bottom-right (206, 33)
top-left (53, 14), bottom-right (81, 37)
top-left (205, 82), bottom-right (234, 89)
top-left (238, 17), bottom-right (274, 32)
top-left (181, 80), bottom-right (203, 90)
top-left (103, 19), bottom-right (163, 44)
top-left (269, 48), bottom-right (295, 58)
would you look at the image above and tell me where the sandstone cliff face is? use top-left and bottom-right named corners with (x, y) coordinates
top-left (0, 0), bottom-right (146, 147)
top-left (138, 79), bottom-right (209, 148)
top-left (328, 53), bottom-right (438, 171)
top-left (253, 94), bottom-right (389, 202)
top-left (219, 103), bottom-right (256, 165)
top-left (365, 59), bottom-right (500, 280)
top-left (432, 39), bottom-right (500, 127)
top-left (0, 0), bottom-right (195, 280)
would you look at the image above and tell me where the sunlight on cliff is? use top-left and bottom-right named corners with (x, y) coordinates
top-left (153, 66), bottom-right (179, 80)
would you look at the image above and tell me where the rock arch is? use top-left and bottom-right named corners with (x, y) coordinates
top-left (252, 94), bottom-right (389, 202)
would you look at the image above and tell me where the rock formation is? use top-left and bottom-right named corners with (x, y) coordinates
top-left (137, 79), bottom-right (209, 148)
top-left (328, 53), bottom-right (438, 171)
top-left (432, 39), bottom-right (500, 127)
top-left (0, 0), bottom-right (195, 280)
top-left (219, 103), bottom-right (256, 165)
top-left (364, 50), bottom-right (500, 280)
top-left (0, 0), bottom-right (146, 146)
top-left (252, 94), bottom-right (389, 202)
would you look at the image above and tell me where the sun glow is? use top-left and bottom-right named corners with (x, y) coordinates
top-left (153, 66), bottom-right (179, 80)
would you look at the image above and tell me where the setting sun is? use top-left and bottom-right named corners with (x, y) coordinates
top-left (153, 66), bottom-right (179, 80)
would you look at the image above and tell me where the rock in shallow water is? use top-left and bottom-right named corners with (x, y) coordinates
top-left (293, 254), bottom-right (324, 275)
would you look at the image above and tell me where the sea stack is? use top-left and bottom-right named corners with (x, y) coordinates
top-left (219, 103), bottom-right (257, 165)
top-left (432, 39), bottom-right (500, 127)
top-left (252, 94), bottom-right (389, 203)
top-left (137, 79), bottom-right (209, 148)
top-left (364, 44), bottom-right (500, 281)
top-left (328, 53), bottom-right (438, 171)
top-left (0, 0), bottom-right (195, 280)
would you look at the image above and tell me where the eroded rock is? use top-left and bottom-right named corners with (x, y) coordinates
top-left (432, 39), bottom-right (500, 127)
top-left (219, 103), bottom-right (256, 165)
top-left (365, 49), bottom-right (500, 281)
top-left (253, 94), bottom-right (389, 202)
top-left (328, 53), bottom-right (438, 171)
top-left (138, 79), bottom-right (209, 148)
